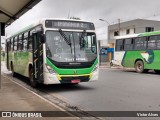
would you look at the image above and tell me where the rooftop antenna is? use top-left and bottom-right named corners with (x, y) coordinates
top-left (67, 9), bottom-right (70, 19)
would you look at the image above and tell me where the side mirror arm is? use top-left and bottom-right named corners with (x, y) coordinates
top-left (40, 34), bottom-right (46, 43)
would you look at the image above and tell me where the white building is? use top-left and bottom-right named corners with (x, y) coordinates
top-left (108, 19), bottom-right (160, 45)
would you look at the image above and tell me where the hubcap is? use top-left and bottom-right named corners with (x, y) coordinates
top-left (137, 63), bottom-right (142, 71)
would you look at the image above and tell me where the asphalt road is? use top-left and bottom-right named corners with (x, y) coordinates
top-left (38, 68), bottom-right (160, 111)
top-left (2, 62), bottom-right (160, 119)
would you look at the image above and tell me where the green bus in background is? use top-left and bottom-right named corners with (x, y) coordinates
top-left (112, 31), bottom-right (160, 73)
top-left (5, 18), bottom-right (99, 87)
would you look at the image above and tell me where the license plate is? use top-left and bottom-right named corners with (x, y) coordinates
top-left (71, 79), bottom-right (80, 83)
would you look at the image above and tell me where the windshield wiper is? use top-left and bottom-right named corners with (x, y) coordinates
top-left (59, 29), bottom-right (71, 46)
top-left (80, 30), bottom-right (86, 48)
top-left (59, 29), bottom-right (73, 54)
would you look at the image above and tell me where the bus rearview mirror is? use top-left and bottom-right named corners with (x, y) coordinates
top-left (40, 34), bottom-right (46, 43)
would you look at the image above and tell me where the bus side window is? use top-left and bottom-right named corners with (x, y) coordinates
top-left (28, 37), bottom-right (32, 51)
top-left (24, 32), bottom-right (28, 51)
top-left (124, 38), bottom-right (133, 50)
top-left (13, 37), bottom-right (15, 51)
top-left (28, 29), bottom-right (35, 51)
top-left (8, 39), bottom-right (11, 51)
top-left (156, 35), bottom-right (160, 49)
top-left (28, 31), bottom-right (33, 51)
top-left (17, 35), bottom-right (19, 51)
top-left (5, 40), bottom-right (8, 52)
top-left (18, 34), bottom-right (23, 51)
top-left (134, 37), bottom-right (147, 50)
top-left (148, 36), bottom-right (156, 50)
top-left (11, 38), bottom-right (13, 51)
top-left (115, 39), bottom-right (124, 51)
top-left (14, 37), bottom-right (17, 51)
top-left (7, 40), bottom-right (11, 51)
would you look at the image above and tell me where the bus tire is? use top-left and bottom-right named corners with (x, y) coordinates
top-left (29, 68), bottom-right (38, 88)
top-left (11, 62), bottom-right (16, 77)
top-left (110, 62), bottom-right (113, 66)
top-left (135, 60), bottom-right (147, 73)
top-left (154, 70), bottom-right (160, 74)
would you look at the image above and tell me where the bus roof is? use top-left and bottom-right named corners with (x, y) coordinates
top-left (8, 20), bottom-right (41, 38)
top-left (115, 30), bottom-right (160, 40)
top-left (139, 30), bottom-right (160, 37)
top-left (8, 18), bottom-right (94, 39)
top-left (115, 34), bottom-right (139, 39)
top-left (41, 18), bottom-right (92, 23)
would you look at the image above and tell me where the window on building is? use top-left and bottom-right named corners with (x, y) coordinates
top-left (134, 28), bottom-right (136, 33)
top-left (134, 37), bottom-right (147, 50)
top-left (126, 29), bottom-right (130, 34)
top-left (114, 31), bottom-right (119, 36)
top-left (146, 27), bottom-right (154, 32)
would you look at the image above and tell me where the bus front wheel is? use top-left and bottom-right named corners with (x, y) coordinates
top-left (154, 70), bottom-right (160, 74)
top-left (135, 60), bottom-right (147, 73)
top-left (29, 68), bottom-right (38, 88)
top-left (11, 63), bottom-right (16, 77)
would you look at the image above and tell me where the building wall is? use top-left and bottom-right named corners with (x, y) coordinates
top-left (108, 28), bottom-right (135, 43)
top-left (108, 19), bottom-right (160, 44)
top-left (107, 19), bottom-right (160, 62)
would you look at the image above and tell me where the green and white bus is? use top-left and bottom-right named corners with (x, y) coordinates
top-left (5, 18), bottom-right (99, 87)
top-left (113, 31), bottom-right (160, 73)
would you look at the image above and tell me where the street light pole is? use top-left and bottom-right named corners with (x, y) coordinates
top-left (99, 19), bottom-right (110, 66)
top-left (118, 18), bottom-right (121, 31)
top-left (99, 19), bottom-right (110, 25)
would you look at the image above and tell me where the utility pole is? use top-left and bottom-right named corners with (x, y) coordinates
top-left (118, 18), bottom-right (121, 31)
top-left (67, 10), bottom-right (70, 19)
top-left (99, 19), bottom-right (111, 65)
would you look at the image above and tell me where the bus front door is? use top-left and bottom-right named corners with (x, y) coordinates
top-left (32, 32), bottom-right (43, 83)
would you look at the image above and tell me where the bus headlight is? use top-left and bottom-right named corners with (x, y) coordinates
top-left (92, 65), bottom-right (98, 73)
top-left (46, 64), bottom-right (56, 74)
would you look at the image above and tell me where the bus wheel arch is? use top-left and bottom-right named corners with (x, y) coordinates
top-left (135, 59), bottom-right (148, 73)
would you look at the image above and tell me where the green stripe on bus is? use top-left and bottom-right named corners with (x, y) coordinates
top-left (139, 31), bottom-right (160, 37)
top-left (46, 57), bottom-right (98, 75)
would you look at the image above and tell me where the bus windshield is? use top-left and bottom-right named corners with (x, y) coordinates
top-left (46, 31), bottom-right (97, 63)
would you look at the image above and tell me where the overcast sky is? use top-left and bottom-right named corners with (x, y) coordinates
top-left (4, 0), bottom-right (160, 43)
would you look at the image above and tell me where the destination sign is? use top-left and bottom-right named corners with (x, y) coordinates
top-left (45, 20), bottom-right (95, 30)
